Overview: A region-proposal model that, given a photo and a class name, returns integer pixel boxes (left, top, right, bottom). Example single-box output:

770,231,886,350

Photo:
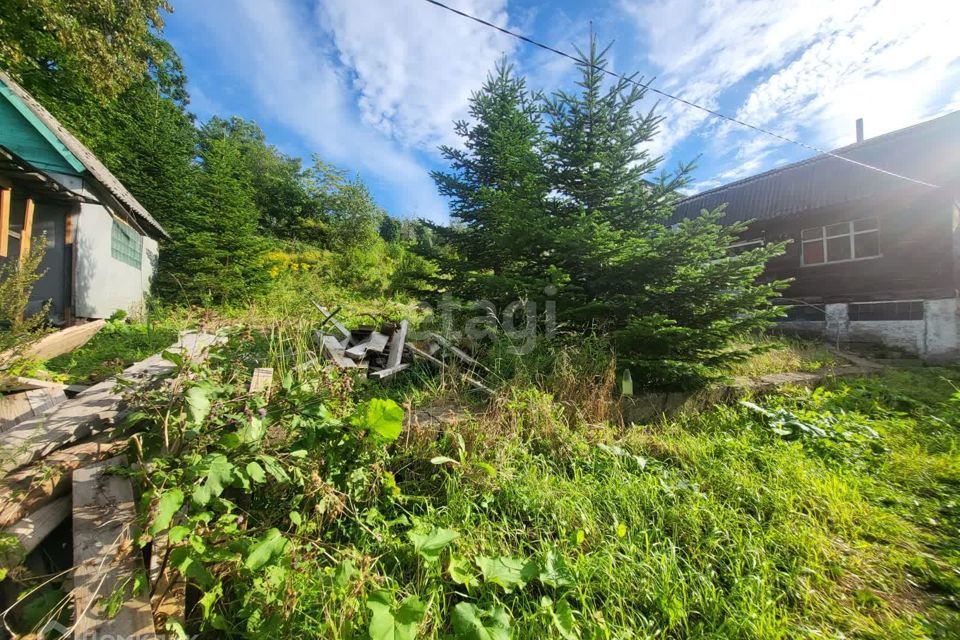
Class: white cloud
318,0,516,150
170,0,451,221
622,0,960,179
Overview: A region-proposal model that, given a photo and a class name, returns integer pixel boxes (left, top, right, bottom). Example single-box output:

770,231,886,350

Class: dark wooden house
672,111,960,358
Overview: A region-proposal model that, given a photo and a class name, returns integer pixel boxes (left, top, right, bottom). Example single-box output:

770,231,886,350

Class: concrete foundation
777,298,960,359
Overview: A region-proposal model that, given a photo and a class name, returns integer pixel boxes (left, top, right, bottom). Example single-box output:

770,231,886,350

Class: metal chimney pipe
856,118,864,143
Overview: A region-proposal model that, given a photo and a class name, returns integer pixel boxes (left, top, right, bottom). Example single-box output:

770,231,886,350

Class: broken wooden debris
0,332,221,476
312,301,351,342
322,335,357,368
386,319,409,370
3,495,70,556
0,435,123,528
369,363,411,380
249,367,274,399
308,305,496,393
0,387,68,432
0,319,107,364
73,456,157,639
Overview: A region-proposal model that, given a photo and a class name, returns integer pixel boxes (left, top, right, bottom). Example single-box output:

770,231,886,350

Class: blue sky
164,0,960,223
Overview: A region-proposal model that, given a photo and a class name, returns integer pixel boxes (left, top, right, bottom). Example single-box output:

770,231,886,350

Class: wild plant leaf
451,602,511,640
354,398,404,443
365,590,425,640
191,454,235,506
474,461,497,478
541,596,578,640
537,549,573,588
475,555,538,592
245,461,266,484
334,559,357,590
199,581,223,620
238,416,265,443
408,526,459,563
448,554,479,588
244,528,288,570
168,525,191,545
161,349,184,368
257,454,291,483
430,456,460,466
148,489,184,536
185,385,213,425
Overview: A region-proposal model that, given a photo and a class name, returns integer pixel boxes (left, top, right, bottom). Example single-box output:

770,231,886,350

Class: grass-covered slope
110,324,960,639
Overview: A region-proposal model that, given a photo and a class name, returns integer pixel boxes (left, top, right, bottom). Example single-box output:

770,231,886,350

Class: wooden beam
0,187,9,258
369,363,411,380
386,320,409,370
429,332,491,374
321,335,357,368
19,196,34,263
0,435,122,528
3,495,70,556
73,456,157,639
0,332,221,476
312,301,351,341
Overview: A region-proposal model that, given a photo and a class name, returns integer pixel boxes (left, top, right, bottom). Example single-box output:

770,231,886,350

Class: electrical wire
420,0,940,189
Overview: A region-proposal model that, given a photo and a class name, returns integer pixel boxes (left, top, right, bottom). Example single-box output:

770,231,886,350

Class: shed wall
74,203,157,319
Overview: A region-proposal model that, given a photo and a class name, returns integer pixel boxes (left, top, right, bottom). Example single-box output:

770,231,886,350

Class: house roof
0,70,169,239
671,110,960,226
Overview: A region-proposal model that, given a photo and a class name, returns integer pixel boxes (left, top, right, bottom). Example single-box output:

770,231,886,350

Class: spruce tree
433,38,788,389
430,61,553,302
155,136,268,304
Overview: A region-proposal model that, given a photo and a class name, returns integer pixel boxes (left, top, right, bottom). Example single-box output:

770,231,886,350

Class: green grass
154,325,959,639
726,334,838,378
25,300,956,639
43,317,181,384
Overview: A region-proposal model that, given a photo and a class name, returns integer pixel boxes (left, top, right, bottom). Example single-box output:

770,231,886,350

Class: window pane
853,217,878,232
827,235,852,261
801,227,823,240
803,240,825,264
111,220,142,268
854,231,879,258
825,222,850,237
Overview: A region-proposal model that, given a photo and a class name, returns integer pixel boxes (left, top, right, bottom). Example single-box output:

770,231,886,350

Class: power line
420,0,940,189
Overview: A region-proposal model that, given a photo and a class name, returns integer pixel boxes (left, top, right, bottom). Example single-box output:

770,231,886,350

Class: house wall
749,188,955,303
74,202,158,319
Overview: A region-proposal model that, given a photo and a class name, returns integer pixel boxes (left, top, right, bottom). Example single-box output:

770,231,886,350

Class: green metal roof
0,81,86,175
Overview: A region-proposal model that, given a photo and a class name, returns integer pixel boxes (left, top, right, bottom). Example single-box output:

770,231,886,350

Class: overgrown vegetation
3,4,959,640
31,329,943,639
0,242,49,370
425,46,787,389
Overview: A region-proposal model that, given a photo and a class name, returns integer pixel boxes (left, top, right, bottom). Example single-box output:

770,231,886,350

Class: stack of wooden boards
313,302,494,394
0,332,221,639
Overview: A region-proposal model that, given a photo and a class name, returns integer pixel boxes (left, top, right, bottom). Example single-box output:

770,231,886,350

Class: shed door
28,206,67,321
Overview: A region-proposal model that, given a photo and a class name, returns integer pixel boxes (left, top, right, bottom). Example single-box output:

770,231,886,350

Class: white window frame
801,217,880,267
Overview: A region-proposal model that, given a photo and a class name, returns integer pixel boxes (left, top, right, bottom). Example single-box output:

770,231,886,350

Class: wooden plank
366,331,390,354
321,335,357,369
248,367,274,399
386,320,409,370
344,341,370,361
429,332,491,374
0,332,221,476
0,187,9,258
369,363,411,380
312,301,351,341
73,456,156,639
18,196,33,263
26,387,66,416
21,319,106,362
0,436,122,528
0,391,32,432
3,495,69,555
408,344,495,396
344,332,388,360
